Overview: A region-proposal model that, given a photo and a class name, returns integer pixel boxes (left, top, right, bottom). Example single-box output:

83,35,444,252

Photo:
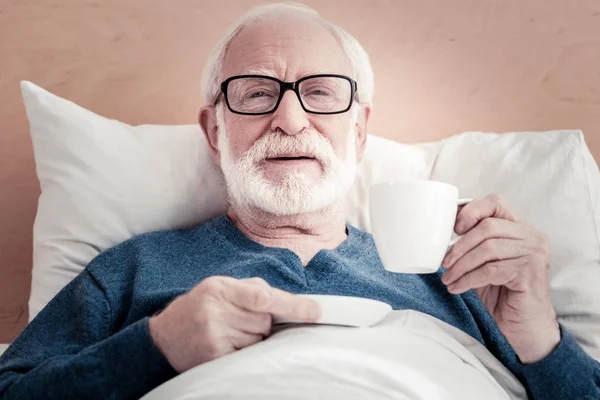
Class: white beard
216,107,358,216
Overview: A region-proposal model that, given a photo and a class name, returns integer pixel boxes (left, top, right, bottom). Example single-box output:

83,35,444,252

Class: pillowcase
430,131,600,360
21,81,439,321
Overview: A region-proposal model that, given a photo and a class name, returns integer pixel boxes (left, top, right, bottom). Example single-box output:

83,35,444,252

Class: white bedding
142,310,527,400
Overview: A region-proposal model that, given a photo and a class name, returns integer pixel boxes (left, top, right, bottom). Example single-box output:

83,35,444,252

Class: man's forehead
221,16,352,81
240,66,341,79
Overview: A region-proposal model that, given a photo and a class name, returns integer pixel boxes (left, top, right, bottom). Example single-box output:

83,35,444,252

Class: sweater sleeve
0,269,177,399
520,325,600,400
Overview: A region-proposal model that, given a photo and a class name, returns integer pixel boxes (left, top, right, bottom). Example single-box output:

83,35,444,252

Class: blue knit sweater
0,216,598,399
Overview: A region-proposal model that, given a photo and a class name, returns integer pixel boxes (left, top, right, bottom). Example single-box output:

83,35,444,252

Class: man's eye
249,91,267,98
246,89,275,99
308,89,330,96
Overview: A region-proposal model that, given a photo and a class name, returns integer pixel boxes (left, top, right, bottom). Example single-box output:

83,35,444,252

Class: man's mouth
266,153,316,161
269,156,314,160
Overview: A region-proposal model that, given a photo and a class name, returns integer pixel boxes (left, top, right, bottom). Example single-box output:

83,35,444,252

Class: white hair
201,2,374,105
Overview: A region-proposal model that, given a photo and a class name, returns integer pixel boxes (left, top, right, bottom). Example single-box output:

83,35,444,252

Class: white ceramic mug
369,180,471,274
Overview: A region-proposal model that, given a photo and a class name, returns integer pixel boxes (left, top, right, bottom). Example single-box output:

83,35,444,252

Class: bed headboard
1,0,599,343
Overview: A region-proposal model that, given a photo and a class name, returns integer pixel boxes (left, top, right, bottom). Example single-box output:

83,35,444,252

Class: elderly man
1,3,599,400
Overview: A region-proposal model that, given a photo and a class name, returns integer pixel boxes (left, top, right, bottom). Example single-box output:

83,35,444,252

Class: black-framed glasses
214,74,358,115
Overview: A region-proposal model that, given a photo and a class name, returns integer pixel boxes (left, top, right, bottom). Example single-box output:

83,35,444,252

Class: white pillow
430,131,600,360
21,81,438,321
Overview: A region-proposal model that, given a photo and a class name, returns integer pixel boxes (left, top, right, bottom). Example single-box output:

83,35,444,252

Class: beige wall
1,0,599,342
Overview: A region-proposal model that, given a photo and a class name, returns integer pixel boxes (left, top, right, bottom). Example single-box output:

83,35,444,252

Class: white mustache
240,130,336,167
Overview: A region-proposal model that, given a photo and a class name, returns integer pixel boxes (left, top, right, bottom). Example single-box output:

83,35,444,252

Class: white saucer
273,294,392,328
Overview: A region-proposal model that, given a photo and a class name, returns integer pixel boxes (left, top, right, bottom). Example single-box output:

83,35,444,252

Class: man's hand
441,194,561,364
148,276,320,373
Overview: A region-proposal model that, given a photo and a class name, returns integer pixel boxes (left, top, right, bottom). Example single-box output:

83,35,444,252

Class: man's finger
228,330,265,351
226,280,320,322
443,218,527,269
442,238,526,286
447,259,522,294
242,277,272,289
260,286,321,322
455,194,519,235
226,304,272,336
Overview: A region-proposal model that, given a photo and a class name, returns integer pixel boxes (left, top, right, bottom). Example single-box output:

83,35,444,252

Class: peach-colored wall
1,0,599,342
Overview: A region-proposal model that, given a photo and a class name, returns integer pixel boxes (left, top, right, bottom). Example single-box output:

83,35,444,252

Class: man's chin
231,183,338,216
225,165,351,216
260,160,324,182
253,199,339,217
253,172,318,190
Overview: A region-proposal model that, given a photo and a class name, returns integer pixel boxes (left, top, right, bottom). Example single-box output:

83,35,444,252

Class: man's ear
355,103,371,163
199,105,221,166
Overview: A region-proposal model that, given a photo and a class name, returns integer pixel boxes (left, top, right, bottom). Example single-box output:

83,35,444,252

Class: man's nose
270,90,310,135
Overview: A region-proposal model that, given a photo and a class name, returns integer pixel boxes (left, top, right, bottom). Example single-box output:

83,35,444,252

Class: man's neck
227,203,348,266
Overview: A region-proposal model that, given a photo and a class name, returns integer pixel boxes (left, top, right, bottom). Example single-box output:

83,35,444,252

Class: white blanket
142,311,527,400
